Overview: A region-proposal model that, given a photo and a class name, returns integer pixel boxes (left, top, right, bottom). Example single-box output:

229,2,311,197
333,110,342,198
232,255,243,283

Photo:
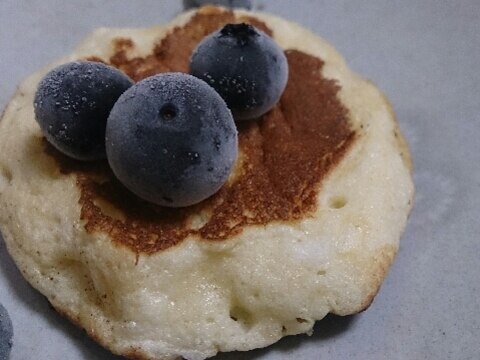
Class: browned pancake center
46,8,356,254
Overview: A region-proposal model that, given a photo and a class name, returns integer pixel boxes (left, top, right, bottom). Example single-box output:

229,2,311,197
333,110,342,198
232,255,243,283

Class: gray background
1,1,479,359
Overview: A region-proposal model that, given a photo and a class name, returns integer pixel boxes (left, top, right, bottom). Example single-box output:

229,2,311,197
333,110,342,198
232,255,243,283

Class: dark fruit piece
0,304,13,360
106,73,238,208
190,23,288,120
183,0,252,10
34,61,133,160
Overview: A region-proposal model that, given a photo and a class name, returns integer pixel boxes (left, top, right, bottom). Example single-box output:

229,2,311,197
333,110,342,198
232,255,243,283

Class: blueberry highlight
34,61,133,160
106,73,238,208
190,23,288,121
0,304,13,360
183,0,252,10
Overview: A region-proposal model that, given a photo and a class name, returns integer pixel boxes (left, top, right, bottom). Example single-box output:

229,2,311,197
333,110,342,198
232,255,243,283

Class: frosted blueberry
0,303,13,360
34,61,133,160
190,23,288,120
106,73,238,207
183,0,252,10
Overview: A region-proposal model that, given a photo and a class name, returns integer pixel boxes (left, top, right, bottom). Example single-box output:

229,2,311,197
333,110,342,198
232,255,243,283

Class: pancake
0,6,414,360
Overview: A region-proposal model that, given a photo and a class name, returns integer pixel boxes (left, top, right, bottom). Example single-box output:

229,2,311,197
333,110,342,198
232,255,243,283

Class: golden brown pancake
0,6,413,360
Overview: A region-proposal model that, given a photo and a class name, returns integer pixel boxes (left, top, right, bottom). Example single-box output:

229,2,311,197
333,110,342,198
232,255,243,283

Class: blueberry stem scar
159,104,178,121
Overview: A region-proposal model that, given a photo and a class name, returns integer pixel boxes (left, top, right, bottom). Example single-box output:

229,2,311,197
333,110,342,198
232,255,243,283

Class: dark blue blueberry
183,0,252,10
34,61,133,160
0,304,13,360
190,23,288,121
106,73,238,207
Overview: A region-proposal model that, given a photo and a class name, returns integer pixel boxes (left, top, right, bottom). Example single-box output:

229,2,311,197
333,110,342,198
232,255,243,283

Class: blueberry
106,73,238,207
34,61,133,160
0,304,13,360
183,0,252,10
190,23,288,121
